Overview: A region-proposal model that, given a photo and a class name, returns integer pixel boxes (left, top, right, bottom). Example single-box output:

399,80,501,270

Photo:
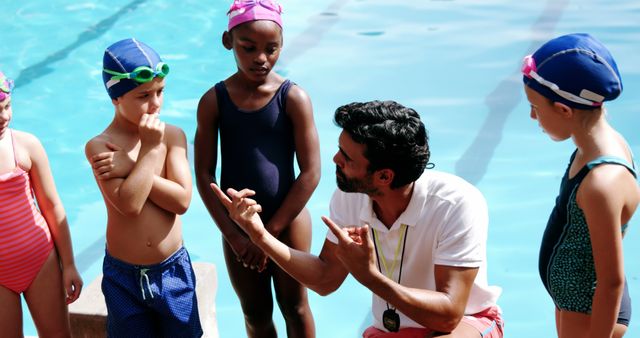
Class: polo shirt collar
358,178,427,233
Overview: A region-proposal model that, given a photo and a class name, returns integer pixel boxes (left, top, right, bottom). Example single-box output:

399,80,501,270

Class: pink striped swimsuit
0,129,53,293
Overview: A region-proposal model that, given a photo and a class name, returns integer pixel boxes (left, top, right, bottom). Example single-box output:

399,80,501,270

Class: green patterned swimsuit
538,151,635,326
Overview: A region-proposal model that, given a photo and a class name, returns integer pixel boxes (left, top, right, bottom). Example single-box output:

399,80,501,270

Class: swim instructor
212,100,504,337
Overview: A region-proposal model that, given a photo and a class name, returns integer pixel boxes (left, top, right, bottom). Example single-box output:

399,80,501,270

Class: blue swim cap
522,33,622,109
102,38,164,99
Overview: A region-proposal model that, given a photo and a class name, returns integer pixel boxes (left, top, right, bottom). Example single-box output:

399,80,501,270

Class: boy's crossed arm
86,114,191,216
147,125,192,215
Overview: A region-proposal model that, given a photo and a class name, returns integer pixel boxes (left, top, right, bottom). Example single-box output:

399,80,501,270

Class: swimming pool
3,0,639,337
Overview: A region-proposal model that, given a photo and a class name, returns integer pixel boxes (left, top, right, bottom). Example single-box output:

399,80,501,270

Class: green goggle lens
104,62,170,84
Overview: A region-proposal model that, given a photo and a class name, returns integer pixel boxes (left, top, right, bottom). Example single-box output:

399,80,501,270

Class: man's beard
335,166,379,195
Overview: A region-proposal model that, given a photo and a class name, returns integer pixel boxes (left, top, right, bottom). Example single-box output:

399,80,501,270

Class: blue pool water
2,0,639,337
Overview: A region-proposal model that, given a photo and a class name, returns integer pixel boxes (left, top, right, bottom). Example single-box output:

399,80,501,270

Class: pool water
2,0,639,337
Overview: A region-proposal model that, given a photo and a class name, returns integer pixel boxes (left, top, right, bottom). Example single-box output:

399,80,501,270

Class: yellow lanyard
372,224,408,280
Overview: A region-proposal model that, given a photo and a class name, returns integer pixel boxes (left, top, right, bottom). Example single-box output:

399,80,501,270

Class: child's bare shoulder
197,86,220,125
84,132,112,158
164,124,187,146
286,83,310,104
198,86,219,110
201,84,218,99
12,129,39,146
285,82,313,117
12,130,44,156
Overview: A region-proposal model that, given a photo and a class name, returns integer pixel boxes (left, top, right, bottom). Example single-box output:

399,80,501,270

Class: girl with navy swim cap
194,1,320,337
523,33,639,338
0,71,83,337
85,39,203,337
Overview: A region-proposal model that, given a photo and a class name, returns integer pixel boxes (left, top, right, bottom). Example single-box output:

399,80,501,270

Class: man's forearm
364,274,463,333
252,231,334,293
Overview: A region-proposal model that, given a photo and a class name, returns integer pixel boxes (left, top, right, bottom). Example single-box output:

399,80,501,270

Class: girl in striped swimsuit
0,71,83,337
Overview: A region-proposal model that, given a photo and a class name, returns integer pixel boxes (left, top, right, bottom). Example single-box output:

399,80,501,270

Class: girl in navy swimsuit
194,1,320,337
522,33,640,338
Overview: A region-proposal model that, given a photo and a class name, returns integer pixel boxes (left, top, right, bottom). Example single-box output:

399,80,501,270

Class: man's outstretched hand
210,183,266,242
322,216,379,286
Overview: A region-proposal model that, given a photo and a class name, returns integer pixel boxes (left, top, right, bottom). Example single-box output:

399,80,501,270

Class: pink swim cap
0,72,14,102
227,0,283,31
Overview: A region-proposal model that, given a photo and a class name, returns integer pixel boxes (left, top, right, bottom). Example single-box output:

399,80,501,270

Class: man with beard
211,101,504,338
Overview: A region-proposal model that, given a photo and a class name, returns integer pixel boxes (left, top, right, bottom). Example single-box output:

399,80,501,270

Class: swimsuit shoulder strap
586,155,637,178
9,129,19,167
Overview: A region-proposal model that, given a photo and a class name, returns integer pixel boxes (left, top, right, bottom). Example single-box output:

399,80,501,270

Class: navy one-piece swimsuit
216,80,295,222
539,151,635,326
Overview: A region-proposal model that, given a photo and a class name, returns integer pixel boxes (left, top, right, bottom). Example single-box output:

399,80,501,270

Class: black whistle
382,309,400,332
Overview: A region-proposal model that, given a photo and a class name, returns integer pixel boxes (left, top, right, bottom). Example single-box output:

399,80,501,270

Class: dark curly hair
334,100,431,189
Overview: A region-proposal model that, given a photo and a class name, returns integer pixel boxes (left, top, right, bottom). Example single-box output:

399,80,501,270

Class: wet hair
334,100,431,189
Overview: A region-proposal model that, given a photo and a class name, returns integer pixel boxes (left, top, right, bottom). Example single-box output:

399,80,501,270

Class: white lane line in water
12,0,147,89
454,0,570,185
277,0,351,70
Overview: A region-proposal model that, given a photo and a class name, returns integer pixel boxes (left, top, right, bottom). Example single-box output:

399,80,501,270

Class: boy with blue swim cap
86,38,203,337
523,33,638,338
102,38,170,100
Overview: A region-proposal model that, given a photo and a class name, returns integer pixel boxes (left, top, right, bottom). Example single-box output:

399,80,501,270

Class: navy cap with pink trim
522,33,622,109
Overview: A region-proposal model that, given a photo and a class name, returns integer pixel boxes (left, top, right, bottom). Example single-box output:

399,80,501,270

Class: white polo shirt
326,170,501,331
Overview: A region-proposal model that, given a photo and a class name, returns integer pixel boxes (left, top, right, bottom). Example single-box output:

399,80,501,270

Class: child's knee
276,294,311,320
243,307,275,327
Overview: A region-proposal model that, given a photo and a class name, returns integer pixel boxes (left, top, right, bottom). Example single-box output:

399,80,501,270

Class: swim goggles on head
0,73,14,101
103,62,170,88
228,0,282,15
522,54,602,107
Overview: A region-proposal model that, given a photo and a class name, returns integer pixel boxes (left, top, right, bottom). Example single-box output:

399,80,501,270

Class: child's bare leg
223,239,277,338
558,310,589,338
594,313,628,338
24,249,71,338
613,324,627,338
555,308,562,337
273,209,315,338
557,310,627,338
0,285,23,338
